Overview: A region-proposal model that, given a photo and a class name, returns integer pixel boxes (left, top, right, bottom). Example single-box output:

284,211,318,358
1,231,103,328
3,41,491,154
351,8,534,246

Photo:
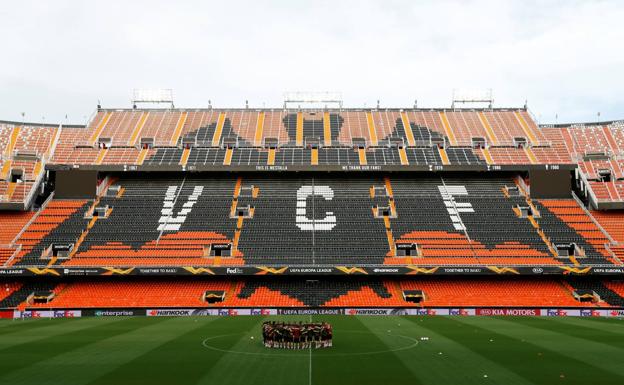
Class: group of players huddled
262,321,333,349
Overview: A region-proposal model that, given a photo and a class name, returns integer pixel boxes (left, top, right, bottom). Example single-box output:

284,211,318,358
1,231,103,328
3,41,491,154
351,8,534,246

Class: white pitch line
200,330,419,357
309,314,312,385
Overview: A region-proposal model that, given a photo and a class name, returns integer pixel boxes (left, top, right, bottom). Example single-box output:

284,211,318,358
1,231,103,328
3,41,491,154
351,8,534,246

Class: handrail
84,108,98,129
46,123,63,161
2,244,22,267
527,107,541,127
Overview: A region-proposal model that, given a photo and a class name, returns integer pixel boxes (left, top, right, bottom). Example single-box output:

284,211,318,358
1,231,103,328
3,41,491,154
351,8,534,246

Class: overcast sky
0,0,622,125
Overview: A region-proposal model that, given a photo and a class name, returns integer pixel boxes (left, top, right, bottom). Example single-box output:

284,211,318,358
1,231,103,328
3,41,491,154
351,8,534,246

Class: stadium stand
0,121,57,209
0,210,34,265
44,108,574,169
568,278,624,307
66,176,238,266
0,282,56,308
11,200,91,266
401,279,583,307
27,280,230,308
3,105,624,313
50,125,101,165
0,282,20,303
542,121,624,209
15,279,406,308
590,210,624,242
535,200,615,265
587,210,624,261
0,211,35,243
603,280,624,302
3,278,623,309
233,279,405,307
4,173,615,267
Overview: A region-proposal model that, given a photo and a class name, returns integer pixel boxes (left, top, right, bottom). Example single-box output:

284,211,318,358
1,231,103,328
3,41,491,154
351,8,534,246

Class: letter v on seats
158,186,204,231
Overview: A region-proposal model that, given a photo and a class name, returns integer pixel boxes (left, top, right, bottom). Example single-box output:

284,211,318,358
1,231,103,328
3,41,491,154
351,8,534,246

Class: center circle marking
201,330,419,357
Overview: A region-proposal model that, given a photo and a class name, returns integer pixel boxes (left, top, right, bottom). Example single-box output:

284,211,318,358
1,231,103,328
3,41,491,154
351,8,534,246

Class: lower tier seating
2,278,622,309
29,281,230,308
401,279,582,307
231,279,405,307
604,281,624,300
0,282,56,308
0,282,20,302
568,279,624,307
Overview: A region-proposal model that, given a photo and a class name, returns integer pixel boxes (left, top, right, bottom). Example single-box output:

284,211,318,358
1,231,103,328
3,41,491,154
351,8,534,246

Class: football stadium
0,0,624,385
1,98,624,384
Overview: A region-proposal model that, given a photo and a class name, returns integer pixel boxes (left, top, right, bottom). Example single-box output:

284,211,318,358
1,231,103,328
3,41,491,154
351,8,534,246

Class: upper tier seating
50,126,100,164
45,109,570,169
47,109,624,186
549,122,624,208
0,122,56,207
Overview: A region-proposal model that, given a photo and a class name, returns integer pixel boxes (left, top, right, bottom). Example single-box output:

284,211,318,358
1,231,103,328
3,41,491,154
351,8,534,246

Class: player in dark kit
292,325,302,349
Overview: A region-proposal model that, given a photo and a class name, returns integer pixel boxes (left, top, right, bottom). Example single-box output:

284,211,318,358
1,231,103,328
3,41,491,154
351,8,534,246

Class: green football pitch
0,315,623,385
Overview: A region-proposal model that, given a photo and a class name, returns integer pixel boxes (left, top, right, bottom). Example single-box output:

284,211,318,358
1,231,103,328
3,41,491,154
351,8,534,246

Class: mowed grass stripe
503,316,624,350
459,316,624,374
86,316,261,385
544,316,624,334
398,316,535,385
0,317,127,351
0,317,165,379
563,316,624,325
0,318,82,336
1,315,623,385
450,316,624,384
0,317,214,385
196,315,309,385
355,316,431,385
310,315,420,385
